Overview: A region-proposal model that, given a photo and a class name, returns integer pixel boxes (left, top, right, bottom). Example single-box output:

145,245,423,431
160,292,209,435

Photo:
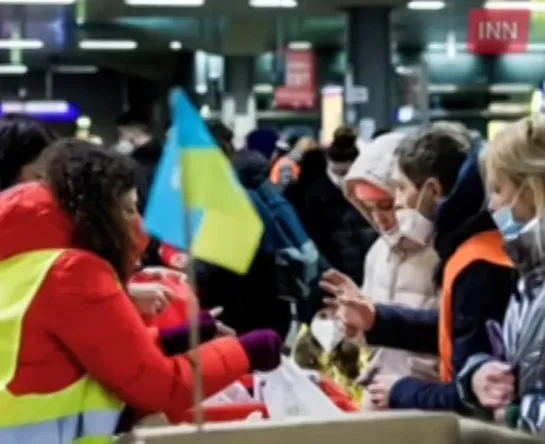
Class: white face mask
115,140,135,155
397,208,434,247
327,169,344,188
381,226,403,247
310,317,344,353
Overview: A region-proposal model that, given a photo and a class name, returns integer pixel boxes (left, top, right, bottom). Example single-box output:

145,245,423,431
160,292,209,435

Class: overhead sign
275,49,317,109
468,9,531,54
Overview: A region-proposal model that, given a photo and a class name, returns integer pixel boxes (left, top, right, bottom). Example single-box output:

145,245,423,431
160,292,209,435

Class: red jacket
3,182,250,423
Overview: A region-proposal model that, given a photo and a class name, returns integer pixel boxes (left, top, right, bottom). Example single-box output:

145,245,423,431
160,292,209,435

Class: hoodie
344,133,440,401
1,182,251,425
364,144,514,412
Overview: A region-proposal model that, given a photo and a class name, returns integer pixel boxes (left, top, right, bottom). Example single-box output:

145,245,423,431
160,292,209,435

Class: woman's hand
128,282,174,316
209,307,236,336
471,361,515,409
320,269,376,337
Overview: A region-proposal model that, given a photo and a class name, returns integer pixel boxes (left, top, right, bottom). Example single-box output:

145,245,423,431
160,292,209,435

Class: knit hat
246,129,278,160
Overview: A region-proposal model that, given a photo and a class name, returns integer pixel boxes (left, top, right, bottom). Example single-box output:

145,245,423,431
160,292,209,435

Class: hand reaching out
320,269,376,337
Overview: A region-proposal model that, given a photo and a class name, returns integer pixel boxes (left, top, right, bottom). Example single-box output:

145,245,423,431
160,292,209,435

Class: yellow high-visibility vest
0,249,124,444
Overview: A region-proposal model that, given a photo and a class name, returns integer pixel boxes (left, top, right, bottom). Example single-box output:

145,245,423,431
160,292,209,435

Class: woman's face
121,188,139,222
121,188,150,265
488,174,535,224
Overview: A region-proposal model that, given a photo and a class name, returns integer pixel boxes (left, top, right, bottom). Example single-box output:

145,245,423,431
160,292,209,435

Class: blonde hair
295,137,319,154
484,114,545,214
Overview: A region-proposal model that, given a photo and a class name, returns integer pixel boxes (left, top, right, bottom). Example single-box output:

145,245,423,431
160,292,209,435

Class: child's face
391,163,442,220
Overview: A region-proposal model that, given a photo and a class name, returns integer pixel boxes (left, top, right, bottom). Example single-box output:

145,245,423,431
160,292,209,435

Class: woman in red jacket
0,139,280,442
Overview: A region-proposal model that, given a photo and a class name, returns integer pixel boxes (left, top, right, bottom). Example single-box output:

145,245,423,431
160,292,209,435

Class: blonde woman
458,114,545,436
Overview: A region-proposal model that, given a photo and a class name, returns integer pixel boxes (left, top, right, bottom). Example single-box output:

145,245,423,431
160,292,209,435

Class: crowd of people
1,110,545,441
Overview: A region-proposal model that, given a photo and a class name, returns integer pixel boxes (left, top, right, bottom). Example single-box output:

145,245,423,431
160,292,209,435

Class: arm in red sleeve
43,251,250,422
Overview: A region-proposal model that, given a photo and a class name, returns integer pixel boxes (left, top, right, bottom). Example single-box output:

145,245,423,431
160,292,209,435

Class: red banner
468,9,531,54
275,49,317,109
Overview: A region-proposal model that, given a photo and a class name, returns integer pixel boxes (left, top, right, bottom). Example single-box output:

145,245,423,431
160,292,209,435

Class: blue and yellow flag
144,89,263,274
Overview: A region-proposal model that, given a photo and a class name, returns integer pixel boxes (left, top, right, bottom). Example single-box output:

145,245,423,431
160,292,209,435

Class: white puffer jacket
344,134,440,398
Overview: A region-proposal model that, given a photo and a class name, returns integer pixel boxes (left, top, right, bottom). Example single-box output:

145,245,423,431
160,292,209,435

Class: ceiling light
0,0,74,3
485,1,545,10
0,39,43,50
79,40,137,50
0,65,27,74
125,0,204,5
170,41,182,50
407,1,445,10
250,0,297,7
2,101,69,114
288,41,312,50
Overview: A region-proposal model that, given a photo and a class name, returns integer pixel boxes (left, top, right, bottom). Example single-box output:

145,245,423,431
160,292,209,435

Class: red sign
468,9,531,54
275,49,317,109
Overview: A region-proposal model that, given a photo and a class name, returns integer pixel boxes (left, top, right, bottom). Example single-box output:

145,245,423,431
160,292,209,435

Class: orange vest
439,230,513,382
270,156,301,184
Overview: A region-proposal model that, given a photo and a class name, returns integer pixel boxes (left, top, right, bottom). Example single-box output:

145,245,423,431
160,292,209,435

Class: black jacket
132,138,163,266
366,146,514,412
194,151,292,339
288,173,376,286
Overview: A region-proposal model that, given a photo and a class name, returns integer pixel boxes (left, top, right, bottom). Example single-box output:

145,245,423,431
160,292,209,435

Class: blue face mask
492,207,524,237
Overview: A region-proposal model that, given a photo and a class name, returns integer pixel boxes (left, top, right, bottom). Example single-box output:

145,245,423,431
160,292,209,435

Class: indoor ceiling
0,0,531,78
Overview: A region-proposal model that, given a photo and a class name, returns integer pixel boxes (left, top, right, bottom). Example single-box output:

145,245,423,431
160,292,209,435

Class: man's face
391,162,442,220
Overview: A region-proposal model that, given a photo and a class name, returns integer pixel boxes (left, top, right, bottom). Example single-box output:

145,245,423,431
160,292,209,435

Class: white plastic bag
257,357,344,420
203,382,256,407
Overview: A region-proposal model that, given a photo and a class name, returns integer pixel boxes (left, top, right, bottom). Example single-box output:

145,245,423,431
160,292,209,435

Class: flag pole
180,157,205,431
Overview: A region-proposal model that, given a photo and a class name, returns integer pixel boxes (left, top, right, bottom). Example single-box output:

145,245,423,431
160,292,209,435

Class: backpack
248,180,320,307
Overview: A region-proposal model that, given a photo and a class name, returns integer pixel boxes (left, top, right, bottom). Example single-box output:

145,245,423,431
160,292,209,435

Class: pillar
346,7,394,135
223,55,257,149
172,50,196,104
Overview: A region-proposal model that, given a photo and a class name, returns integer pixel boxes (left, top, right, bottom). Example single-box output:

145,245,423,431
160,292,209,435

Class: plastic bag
257,357,344,419
203,382,257,407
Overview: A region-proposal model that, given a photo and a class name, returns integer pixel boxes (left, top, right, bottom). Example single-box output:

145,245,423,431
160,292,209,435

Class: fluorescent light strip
0,0,74,3
0,65,27,74
0,39,43,50
428,42,545,51
250,0,297,7
2,101,69,114
79,40,137,50
288,41,312,50
125,0,204,5
485,1,545,10
53,65,98,74
407,1,445,10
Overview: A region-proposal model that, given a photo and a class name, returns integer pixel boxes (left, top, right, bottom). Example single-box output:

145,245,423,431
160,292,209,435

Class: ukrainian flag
144,89,263,274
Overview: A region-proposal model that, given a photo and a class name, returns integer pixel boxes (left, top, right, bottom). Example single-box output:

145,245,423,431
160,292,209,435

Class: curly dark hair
395,122,470,195
38,138,137,283
0,117,54,190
